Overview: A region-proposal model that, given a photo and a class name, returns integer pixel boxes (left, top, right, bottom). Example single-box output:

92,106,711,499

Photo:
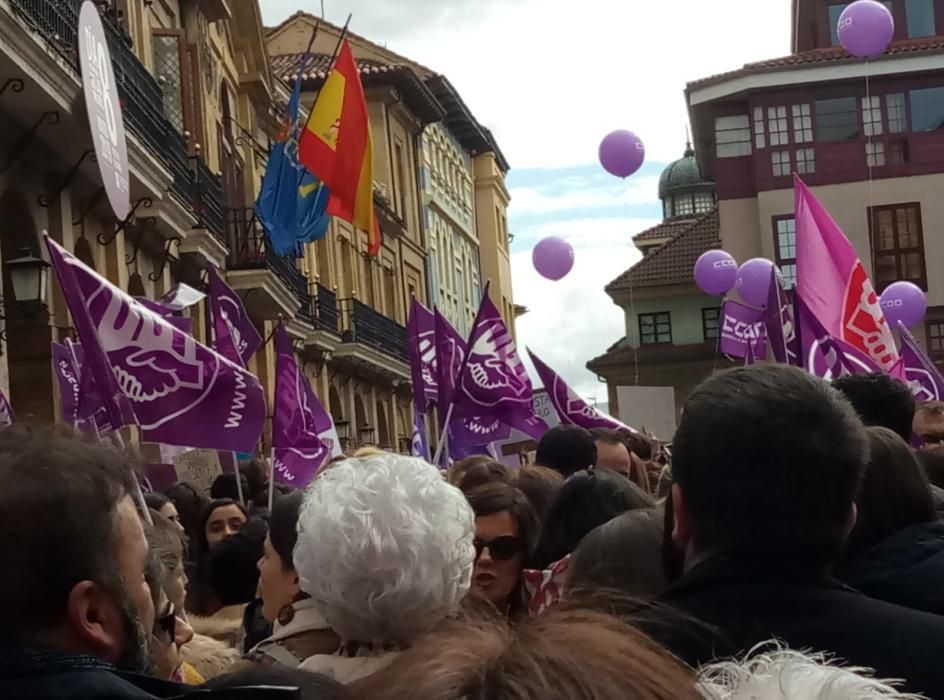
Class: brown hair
512,464,563,524
845,426,936,562
350,607,701,700
148,509,186,576
447,455,493,486
457,459,511,493
589,428,654,493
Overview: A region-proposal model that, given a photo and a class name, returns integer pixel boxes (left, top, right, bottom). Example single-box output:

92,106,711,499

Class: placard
173,449,223,493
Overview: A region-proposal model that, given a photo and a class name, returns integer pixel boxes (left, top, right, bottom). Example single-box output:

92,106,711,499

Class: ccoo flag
795,176,898,370
46,237,266,452
452,286,547,438
299,41,381,255
764,267,800,366
898,321,944,402
271,323,335,487
407,299,438,412
528,349,633,432
208,266,262,368
256,57,330,256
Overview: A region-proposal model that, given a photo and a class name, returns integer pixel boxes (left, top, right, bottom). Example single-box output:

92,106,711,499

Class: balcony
338,298,408,361
226,207,311,320
313,283,340,334
10,0,225,243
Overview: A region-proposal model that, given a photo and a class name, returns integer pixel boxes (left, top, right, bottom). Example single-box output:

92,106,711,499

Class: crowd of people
4,364,944,698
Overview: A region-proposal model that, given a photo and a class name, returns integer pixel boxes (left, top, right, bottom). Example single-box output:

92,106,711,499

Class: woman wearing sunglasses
464,482,539,617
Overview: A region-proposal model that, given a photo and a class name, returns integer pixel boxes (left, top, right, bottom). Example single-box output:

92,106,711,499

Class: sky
262,0,794,406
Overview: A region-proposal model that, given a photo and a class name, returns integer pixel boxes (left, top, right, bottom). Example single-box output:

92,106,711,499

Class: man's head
0,425,153,670
672,366,868,568
914,401,944,447
832,372,915,441
589,428,633,478
535,425,597,478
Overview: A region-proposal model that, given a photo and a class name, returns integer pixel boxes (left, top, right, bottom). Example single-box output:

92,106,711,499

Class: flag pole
232,452,245,507
268,463,276,512
431,404,453,466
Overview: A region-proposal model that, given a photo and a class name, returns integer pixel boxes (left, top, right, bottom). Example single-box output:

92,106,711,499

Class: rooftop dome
658,144,713,200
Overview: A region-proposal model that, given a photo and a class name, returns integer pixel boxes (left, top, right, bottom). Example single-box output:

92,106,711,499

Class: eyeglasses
154,603,177,641
473,536,524,562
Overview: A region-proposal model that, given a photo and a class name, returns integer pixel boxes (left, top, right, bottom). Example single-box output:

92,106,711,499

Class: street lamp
6,248,50,306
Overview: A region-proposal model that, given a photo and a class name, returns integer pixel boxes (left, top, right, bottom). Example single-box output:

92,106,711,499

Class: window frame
151,29,195,137
926,319,944,366
702,307,721,342
715,115,752,158
815,96,861,143
638,311,672,346
909,86,944,132
867,202,928,292
772,215,797,289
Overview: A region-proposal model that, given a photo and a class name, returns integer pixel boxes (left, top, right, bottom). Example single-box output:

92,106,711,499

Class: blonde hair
352,446,386,458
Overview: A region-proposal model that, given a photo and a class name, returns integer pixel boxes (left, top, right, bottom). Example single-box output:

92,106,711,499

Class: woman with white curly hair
697,645,924,700
293,453,475,684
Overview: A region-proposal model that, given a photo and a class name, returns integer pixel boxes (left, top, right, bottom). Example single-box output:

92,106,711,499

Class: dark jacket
638,555,944,699
844,520,944,615
0,648,190,700
930,484,944,520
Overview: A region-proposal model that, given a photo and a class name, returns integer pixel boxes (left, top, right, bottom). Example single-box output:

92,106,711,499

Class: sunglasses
154,603,177,641
474,536,524,562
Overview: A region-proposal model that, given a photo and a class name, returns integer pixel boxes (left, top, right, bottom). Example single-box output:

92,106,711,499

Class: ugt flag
299,40,381,255
208,266,262,368
452,286,547,439
256,57,330,256
51,341,108,433
528,349,632,432
46,236,266,452
898,321,944,402
795,294,882,380
407,299,438,412
795,176,898,370
271,323,335,487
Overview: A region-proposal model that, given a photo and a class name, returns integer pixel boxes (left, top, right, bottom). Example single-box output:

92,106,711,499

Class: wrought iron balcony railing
338,298,408,361
313,283,340,335
226,208,312,318
11,0,225,243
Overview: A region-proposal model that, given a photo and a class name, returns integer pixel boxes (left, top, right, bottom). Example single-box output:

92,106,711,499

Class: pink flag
528,349,632,432
46,237,266,452
795,176,898,370
208,266,262,368
271,323,334,487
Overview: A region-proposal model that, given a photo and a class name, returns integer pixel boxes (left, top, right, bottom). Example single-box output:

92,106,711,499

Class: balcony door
218,82,245,211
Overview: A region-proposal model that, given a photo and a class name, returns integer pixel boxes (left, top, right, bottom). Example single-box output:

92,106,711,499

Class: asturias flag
299,41,381,255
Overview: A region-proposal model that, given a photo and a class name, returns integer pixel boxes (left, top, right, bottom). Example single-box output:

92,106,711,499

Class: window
152,33,189,133
796,147,815,174
887,93,906,133
715,115,752,158
867,141,886,167
694,191,715,213
816,97,859,142
906,0,936,38
753,107,766,148
868,203,927,291
792,104,813,143
927,321,944,363
639,312,672,345
910,87,944,131
771,151,791,177
672,194,695,217
767,106,789,146
774,217,797,288
702,308,721,341
394,139,409,218
862,96,883,136
889,138,908,165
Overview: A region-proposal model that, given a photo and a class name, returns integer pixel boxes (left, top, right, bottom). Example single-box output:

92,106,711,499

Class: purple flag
795,177,898,370
411,410,430,461
528,349,633,432
52,341,108,433
208,266,262,367
764,268,800,366
898,321,944,402
271,323,332,487
744,339,757,366
452,287,545,437
46,236,133,431
0,389,13,428
435,309,466,423
407,299,438,412
46,237,266,452
720,300,767,359
796,295,882,379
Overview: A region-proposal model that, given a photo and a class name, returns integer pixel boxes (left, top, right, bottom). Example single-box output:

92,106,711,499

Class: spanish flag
299,40,381,255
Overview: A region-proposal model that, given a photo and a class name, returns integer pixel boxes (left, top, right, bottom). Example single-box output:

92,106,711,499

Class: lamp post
1,248,51,353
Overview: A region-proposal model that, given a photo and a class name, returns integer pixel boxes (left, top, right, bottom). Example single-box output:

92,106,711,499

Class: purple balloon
599,130,645,179
532,236,574,282
880,281,927,329
735,258,775,308
694,250,737,296
838,0,895,58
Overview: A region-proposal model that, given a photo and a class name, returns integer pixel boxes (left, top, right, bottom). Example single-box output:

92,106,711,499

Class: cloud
510,175,660,217
263,0,792,169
